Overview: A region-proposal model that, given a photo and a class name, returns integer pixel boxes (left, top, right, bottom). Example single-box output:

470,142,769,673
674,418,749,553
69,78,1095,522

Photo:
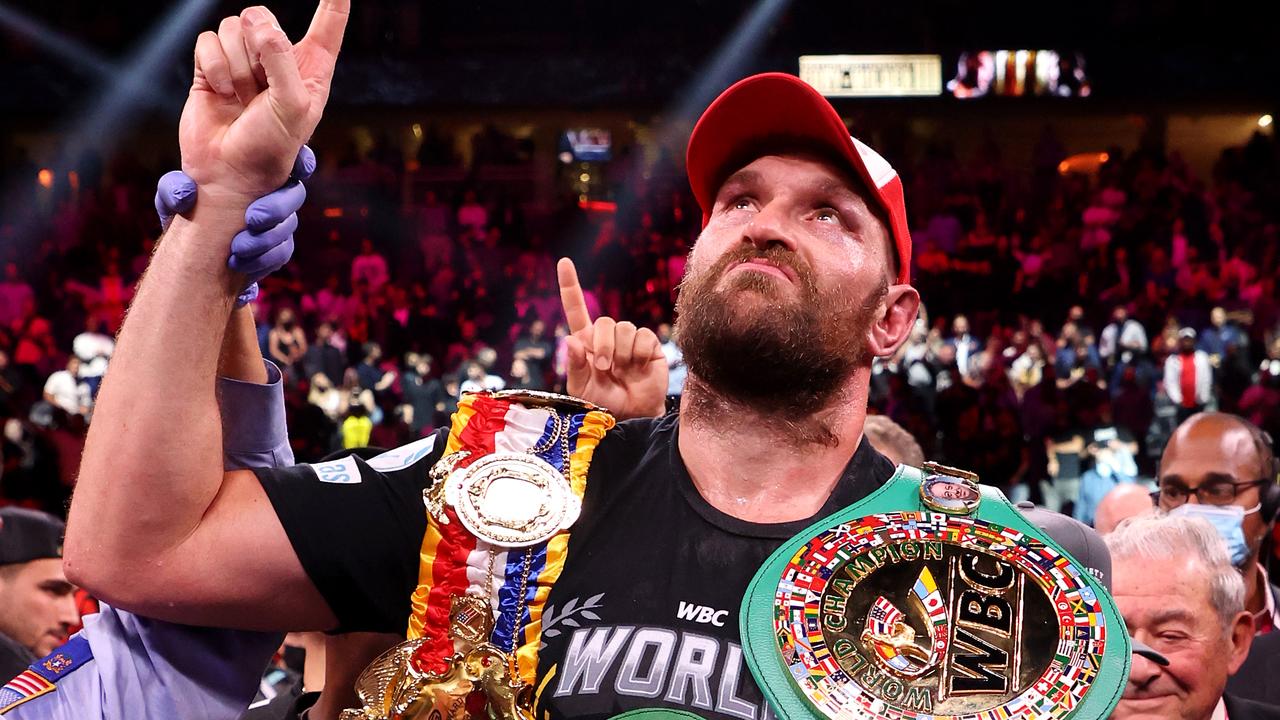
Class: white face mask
1170,502,1261,567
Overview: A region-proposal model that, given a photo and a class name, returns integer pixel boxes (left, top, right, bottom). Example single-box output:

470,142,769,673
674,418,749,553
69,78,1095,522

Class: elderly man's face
676,153,916,413
1112,554,1252,720
0,559,78,657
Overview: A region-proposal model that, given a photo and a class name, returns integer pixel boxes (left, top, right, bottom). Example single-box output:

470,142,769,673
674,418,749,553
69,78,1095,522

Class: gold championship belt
340,391,615,720
736,463,1131,720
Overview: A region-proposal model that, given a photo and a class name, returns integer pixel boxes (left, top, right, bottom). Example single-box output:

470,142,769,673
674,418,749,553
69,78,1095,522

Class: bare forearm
67,200,248,582
220,307,269,383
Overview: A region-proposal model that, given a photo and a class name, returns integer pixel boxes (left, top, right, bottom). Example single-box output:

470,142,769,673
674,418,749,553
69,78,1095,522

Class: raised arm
65,1,348,631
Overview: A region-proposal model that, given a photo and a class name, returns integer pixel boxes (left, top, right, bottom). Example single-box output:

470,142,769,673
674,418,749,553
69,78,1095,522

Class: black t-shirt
255,414,895,719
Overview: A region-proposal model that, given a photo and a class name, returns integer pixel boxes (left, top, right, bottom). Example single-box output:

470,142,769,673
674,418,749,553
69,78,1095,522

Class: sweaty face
0,559,78,657
675,153,891,415
1112,554,1246,720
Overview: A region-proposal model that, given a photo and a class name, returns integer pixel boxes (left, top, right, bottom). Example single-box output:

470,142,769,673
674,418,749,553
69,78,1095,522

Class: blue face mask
1170,503,1260,567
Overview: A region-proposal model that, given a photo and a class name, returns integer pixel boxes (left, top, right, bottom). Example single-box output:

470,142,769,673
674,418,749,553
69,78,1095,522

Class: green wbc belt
740,463,1130,720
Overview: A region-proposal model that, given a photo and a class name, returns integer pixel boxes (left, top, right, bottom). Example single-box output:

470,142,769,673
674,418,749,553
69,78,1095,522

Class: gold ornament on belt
339,596,534,720
342,390,615,720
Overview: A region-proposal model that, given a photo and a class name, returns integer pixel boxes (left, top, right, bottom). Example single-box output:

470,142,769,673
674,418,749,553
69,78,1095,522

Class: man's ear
868,284,921,358
1227,610,1255,675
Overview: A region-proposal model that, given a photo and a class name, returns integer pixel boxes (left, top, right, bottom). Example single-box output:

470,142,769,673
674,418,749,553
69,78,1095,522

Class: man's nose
1126,643,1164,687
742,202,798,254
56,595,80,628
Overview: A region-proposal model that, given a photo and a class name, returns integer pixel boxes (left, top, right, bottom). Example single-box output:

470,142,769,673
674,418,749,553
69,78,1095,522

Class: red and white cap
686,72,913,285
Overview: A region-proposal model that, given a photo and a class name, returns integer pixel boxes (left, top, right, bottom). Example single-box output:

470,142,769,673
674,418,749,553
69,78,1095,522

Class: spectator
1075,424,1141,526
1099,305,1149,368
456,189,488,237
1201,306,1249,363
1154,413,1280,635
458,360,504,396
42,357,90,418
508,357,539,391
354,342,395,395
71,320,114,400
301,321,346,390
0,263,34,329
0,507,79,680
1239,361,1280,441
1108,513,1279,720
306,372,345,422
267,308,308,381
1165,328,1214,423
301,273,351,327
1009,341,1045,396
945,314,981,377
511,319,553,389
401,353,444,434
1093,483,1155,534
340,401,372,449
350,238,389,296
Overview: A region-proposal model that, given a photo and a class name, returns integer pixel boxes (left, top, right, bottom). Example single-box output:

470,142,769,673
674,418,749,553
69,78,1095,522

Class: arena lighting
1058,152,1109,175
60,0,216,158
1260,114,1274,128
1,0,216,254
664,0,793,134
578,199,617,213
0,3,167,107
561,0,792,254
0,4,115,81
36,169,54,189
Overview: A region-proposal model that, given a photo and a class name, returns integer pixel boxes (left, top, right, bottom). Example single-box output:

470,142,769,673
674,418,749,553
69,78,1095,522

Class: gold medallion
443,453,580,548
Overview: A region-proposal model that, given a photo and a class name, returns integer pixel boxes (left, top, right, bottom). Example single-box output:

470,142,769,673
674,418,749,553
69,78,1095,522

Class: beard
674,243,886,418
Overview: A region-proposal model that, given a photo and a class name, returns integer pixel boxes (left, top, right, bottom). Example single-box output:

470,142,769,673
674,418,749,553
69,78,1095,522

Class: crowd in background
2,122,1280,526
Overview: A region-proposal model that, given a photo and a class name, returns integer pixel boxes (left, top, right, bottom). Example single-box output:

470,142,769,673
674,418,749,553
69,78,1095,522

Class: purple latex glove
154,145,316,306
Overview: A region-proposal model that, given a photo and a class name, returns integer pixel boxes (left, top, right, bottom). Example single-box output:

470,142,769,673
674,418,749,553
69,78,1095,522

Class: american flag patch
0,669,55,712
0,635,91,713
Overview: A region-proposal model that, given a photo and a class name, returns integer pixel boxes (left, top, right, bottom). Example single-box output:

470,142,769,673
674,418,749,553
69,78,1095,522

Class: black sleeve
254,429,449,633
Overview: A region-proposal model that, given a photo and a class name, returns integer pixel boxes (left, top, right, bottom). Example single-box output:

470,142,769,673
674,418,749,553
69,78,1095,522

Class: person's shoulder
595,413,673,460
1224,694,1280,720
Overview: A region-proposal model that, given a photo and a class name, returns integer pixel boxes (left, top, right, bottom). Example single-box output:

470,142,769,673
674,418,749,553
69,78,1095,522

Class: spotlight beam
0,3,164,106
61,0,218,159
665,0,794,136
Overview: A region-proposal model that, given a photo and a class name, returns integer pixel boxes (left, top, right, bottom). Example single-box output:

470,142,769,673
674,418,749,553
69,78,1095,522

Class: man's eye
731,197,753,210
814,208,841,223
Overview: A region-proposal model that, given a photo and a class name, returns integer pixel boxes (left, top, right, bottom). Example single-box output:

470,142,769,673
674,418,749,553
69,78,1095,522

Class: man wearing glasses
1154,412,1280,634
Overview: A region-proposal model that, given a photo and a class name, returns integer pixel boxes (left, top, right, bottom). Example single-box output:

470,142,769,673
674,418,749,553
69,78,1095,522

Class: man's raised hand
558,258,667,420
180,0,348,204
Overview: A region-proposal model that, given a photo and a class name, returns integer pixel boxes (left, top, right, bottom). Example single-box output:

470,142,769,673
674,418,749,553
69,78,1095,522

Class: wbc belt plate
740,464,1129,720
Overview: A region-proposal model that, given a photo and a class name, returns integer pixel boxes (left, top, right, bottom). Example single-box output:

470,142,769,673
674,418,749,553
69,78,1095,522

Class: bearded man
61,3,919,718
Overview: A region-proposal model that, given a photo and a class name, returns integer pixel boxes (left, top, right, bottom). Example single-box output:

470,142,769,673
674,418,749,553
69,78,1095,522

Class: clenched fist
179,1,347,204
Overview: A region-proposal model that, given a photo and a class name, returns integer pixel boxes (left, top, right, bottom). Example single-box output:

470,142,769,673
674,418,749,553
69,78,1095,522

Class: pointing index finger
302,0,350,57
557,258,591,333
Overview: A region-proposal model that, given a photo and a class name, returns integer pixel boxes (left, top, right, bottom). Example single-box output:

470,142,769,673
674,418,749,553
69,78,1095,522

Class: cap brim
1131,638,1171,666
686,73,911,285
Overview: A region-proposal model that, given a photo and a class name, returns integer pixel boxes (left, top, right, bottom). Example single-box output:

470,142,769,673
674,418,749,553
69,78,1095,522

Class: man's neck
677,373,871,524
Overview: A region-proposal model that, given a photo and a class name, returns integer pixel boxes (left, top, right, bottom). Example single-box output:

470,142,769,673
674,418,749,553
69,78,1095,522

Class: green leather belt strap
740,465,1131,720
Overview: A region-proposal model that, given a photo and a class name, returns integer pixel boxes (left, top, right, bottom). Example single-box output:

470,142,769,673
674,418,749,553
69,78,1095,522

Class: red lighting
578,199,617,213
